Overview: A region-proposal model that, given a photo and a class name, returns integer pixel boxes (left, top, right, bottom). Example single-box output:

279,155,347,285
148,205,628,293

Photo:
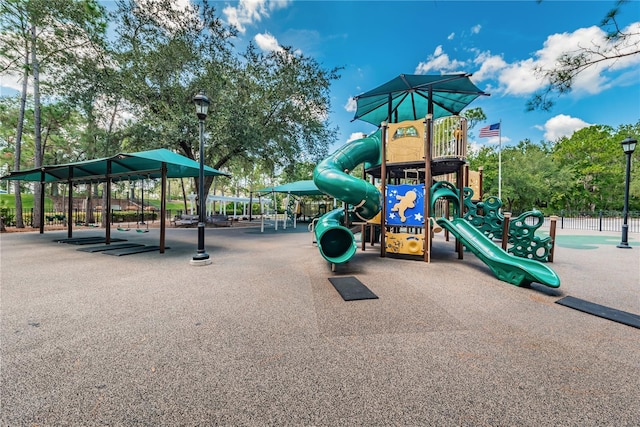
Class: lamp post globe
193,91,210,120
191,91,212,265
617,137,636,249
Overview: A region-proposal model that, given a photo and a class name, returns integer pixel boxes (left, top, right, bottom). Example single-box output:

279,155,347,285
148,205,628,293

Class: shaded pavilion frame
0,149,229,253
252,180,326,219
250,180,327,230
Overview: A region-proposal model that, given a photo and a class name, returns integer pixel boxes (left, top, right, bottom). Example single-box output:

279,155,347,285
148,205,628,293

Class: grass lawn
0,193,187,212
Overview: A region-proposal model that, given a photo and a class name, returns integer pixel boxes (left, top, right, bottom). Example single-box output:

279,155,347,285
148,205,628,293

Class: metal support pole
501,212,511,251
192,117,211,264
617,150,633,249
549,215,558,262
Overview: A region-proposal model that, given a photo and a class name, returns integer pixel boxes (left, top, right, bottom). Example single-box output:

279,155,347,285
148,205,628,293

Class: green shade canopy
256,180,325,196
353,73,489,126
0,148,230,183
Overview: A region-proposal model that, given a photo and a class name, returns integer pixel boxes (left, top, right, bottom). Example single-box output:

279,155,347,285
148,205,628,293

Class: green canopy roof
256,180,325,196
0,148,230,183
353,73,489,126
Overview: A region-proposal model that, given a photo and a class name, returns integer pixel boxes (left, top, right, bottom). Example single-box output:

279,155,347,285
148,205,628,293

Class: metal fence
540,210,640,233
0,207,178,228
1,207,639,234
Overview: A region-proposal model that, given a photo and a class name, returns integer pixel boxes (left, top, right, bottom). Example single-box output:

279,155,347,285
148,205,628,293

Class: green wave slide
313,130,383,264
436,217,561,288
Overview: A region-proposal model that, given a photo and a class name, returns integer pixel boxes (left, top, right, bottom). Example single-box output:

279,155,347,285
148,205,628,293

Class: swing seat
136,229,149,233
117,227,130,232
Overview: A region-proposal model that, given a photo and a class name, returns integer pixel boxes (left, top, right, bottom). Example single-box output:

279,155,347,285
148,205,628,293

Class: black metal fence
1,207,639,234
0,207,183,228
541,210,640,233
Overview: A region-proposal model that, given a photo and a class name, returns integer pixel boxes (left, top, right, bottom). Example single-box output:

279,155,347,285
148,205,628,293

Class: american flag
479,123,500,138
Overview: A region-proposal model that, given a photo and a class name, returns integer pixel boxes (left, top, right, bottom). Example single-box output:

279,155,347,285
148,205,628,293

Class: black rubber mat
328,276,378,301
556,296,640,329
77,243,145,253
102,245,168,256
55,237,127,245
54,236,101,243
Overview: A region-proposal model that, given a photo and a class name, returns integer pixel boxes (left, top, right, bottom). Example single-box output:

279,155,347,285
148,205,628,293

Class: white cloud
608,21,640,70
223,0,266,34
344,97,357,113
468,141,482,155
223,0,291,34
267,0,291,12
415,45,466,74
254,32,283,53
447,32,455,40
469,134,511,152
346,132,367,143
498,58,542,96
472,51,507,83
471,24,481,34
136,0,197,32
174,0,192,11
480,135,511,145
533,26,610,95
470,22,640,98
0,72,23,93
543,114,591,141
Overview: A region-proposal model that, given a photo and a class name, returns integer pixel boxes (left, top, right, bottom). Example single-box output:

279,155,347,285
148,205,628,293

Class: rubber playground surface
1,224,638,426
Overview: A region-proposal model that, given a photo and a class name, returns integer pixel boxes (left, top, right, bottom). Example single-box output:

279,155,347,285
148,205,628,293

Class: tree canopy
1,0,341,209
467,121,640,213
0,0,638,221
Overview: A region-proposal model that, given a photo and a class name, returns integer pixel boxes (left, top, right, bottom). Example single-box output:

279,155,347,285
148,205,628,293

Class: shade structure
0,148,231,253
352,73,489,126
256,180,325,196
0,148,229,184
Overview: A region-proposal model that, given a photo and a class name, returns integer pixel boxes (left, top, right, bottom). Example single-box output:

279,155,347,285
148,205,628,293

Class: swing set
117,177,150,233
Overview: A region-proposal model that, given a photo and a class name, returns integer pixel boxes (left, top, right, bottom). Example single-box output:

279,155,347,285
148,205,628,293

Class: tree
1,0,32,227
0,0,107,227
207,43,340,172
551,122,640,212
462,107,486,131
499,140,567,213
552,125,624,211
467,145,498,199
528,0,640,111
109,0,340,209
615,121,640,210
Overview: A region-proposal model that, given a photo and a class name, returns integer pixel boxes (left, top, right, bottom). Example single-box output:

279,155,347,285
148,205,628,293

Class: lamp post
191,91,211,265
617,136,636,249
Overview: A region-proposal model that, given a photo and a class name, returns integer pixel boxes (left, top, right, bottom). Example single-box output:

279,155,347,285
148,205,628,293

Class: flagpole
498,119,502,200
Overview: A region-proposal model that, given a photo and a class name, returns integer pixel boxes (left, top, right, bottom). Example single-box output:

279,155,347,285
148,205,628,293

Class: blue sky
1,0,638,155
216,0,640,152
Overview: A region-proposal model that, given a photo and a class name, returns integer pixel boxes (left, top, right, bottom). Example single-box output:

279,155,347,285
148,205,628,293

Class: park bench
171,214,199,228
209,214,232,227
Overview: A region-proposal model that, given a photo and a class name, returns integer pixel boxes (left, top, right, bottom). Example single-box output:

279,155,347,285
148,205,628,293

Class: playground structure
462,189,556,262
312,74,560,288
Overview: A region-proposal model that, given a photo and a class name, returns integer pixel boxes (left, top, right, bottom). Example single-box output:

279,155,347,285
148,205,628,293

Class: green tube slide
313,130,383,264
313,208,358,264
436,217,561,288
430,181,461,217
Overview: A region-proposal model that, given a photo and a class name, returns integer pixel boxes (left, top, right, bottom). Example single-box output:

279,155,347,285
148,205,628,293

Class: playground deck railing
431,116,467,160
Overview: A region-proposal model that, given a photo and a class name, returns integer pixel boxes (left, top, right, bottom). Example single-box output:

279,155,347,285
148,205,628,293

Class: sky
213,0,640,152
1,0,639,155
